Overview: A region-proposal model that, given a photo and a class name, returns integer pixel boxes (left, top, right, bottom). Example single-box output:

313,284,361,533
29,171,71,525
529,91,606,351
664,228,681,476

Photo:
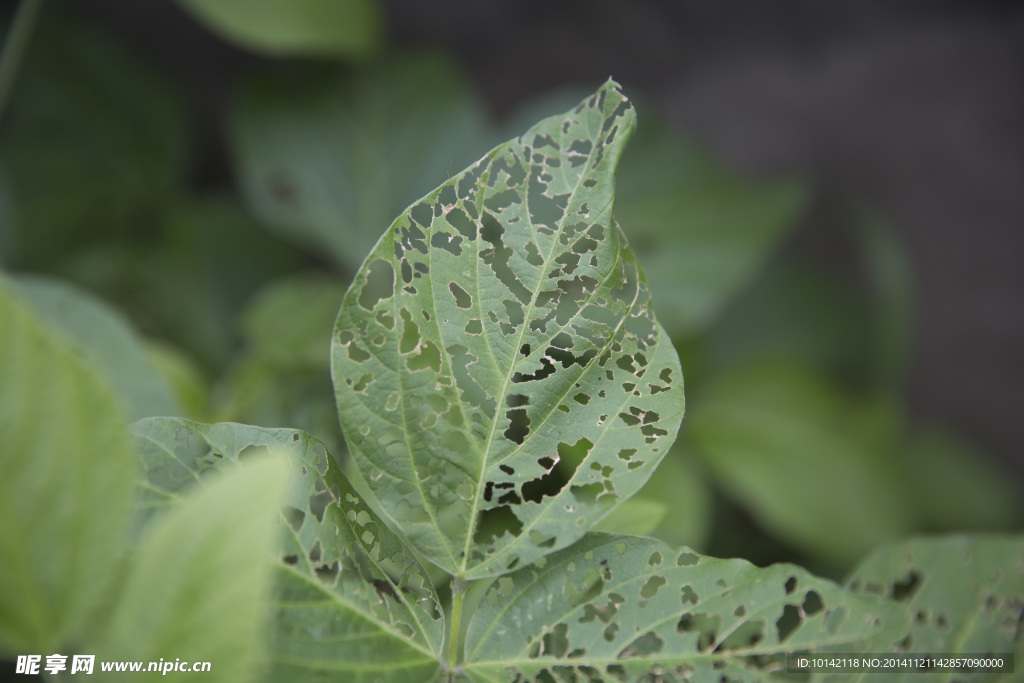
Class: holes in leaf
308,489,332,523
776,604,802,642
358,259,395,310
530,530,556,549
481,211,531,305
465,318,482,335
619,631,665,659
521,438,592,503
717,620,765,652
532,623,570,659
802,590,824,616
431,231,463,256
525,240,544,266
784,576,798,595
314,560,340,584
580,592,624,624
504,394,531,444
283,506,305,532
449,282,473,309
474,505,522,545
448,344,494,417
567,568,605,607
677,552,699,567
891,570,922,602
347,372,373,393
676,612,720,652
640,575,667,600
407,341,441,373
680,585,699,606
399,308,420,354
370,577,402,605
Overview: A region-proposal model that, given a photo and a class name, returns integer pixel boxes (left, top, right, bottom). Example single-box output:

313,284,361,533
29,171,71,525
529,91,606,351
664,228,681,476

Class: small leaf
463,533,907,681
93,457,288,681
131,418,445,681
846,535,1024,675
0,279,135,653
231,53,488,271
688,360,912,564
175,0,383,57
13,274,179,420
332,81,685,579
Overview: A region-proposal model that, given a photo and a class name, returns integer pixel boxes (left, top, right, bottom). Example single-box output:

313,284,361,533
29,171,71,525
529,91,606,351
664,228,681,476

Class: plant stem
446,577,469,677
0,0,43,124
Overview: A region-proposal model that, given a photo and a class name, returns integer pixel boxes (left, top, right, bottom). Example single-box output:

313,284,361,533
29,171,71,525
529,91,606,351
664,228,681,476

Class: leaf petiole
445,576,470,679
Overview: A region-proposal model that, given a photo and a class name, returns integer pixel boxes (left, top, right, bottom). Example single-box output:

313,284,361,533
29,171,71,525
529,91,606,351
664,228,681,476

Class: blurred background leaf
174,0,383,58
686,359,913,568
12,274,179,421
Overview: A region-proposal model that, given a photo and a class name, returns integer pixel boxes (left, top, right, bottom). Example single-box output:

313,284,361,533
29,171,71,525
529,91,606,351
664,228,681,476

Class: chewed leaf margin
332,79,685,580
463,533,907,682
131,417,445,682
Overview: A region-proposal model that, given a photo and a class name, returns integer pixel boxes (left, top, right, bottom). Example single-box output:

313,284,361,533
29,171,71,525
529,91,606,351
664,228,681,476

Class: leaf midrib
458,104,608,577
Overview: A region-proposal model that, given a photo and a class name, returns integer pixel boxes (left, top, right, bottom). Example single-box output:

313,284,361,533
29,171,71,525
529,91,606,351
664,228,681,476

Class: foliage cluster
1,3,1021,681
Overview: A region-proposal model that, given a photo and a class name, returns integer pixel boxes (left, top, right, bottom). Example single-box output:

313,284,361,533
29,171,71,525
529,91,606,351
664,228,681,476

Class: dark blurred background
2,0,1022,574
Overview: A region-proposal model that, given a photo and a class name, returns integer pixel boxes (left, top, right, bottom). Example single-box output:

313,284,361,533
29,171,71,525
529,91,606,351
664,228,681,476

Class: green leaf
463,533,907,681
131,418,445,681
846,535,1024,681
175,0,383,58
615,113,807,338
230,53,488,271
0,278,135,653
13,274,179,420
241,274,348,368
93,457,289,681
332,81,685,580
688,360,912,565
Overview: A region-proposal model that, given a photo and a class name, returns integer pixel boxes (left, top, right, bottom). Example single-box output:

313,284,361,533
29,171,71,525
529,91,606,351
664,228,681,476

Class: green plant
2,75,1022,682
